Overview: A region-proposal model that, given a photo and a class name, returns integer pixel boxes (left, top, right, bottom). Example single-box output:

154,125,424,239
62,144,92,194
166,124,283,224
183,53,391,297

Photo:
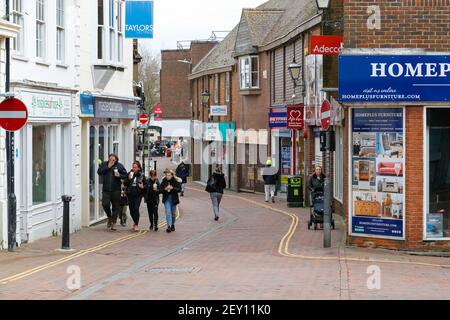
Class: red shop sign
310,35,344,55
287,104,304,130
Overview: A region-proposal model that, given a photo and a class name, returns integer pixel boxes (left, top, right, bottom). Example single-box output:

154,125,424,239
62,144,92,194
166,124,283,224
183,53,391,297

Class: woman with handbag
125,161,145,232
206,165,226,221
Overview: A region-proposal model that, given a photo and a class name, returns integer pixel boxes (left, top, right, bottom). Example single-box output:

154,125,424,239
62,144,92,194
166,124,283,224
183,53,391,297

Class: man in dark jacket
97,154,127,230
262,159,278,203
175,162,190,196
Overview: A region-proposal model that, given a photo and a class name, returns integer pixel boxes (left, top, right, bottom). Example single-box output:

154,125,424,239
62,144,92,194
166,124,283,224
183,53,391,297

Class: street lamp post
288,58,303,177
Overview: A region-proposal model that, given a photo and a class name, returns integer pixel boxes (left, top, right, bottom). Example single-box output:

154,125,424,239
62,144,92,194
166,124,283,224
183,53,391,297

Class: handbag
205,176,217,193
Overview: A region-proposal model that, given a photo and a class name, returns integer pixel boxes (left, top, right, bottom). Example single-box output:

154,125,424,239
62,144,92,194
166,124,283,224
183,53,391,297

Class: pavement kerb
189,184,450,269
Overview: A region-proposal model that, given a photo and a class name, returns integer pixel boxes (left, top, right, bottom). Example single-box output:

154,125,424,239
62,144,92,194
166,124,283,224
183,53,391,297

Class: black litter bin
287,176,303,208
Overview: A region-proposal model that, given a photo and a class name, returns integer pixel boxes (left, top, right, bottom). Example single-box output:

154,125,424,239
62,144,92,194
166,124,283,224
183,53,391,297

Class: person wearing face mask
160,169,181,233
124,161,145,232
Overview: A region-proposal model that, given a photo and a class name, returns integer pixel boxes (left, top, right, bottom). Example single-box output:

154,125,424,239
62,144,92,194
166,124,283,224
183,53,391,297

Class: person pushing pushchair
307,165,335,230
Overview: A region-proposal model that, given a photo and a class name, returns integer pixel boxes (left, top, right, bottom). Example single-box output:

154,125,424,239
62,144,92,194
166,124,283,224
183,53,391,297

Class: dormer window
239,56,259,89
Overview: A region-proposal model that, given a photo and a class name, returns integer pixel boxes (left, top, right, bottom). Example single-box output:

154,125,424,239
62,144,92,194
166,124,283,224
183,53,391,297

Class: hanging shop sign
339,55,450,102
210,105,228,116
125,0,154,39
310,35,343,55
19,89,72,119
95,98,137,119
80,93,95,117
350,108,405,240
269,112,287,129
287,104,304,130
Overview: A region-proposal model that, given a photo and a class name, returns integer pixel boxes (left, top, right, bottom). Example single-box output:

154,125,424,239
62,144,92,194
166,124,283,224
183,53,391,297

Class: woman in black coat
145,169,161,231
124,161,145,232
206,165,227,221
160,169,182,233
308,165,326,195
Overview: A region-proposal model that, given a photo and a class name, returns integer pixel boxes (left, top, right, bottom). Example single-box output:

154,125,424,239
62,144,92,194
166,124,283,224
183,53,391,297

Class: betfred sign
287,104,304,130
310,35,343,55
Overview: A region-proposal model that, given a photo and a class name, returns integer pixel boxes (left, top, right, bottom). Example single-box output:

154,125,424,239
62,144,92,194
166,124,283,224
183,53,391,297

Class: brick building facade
341,0,450,251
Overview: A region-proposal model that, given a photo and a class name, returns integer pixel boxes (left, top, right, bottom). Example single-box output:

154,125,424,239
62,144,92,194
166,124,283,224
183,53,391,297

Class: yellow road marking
1,209,180,285
188,187,450,269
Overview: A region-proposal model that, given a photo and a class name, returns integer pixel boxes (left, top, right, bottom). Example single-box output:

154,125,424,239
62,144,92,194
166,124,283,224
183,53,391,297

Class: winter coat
160,177,182,204
97,161,128,193
262,166,278,185
144,178,161,204
124,171,146,198
208,173,226,194
308,173,326,194
175,164,190,184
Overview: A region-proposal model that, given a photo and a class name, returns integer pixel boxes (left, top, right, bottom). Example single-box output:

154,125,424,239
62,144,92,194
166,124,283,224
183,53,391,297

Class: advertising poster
281,146,291,185
351,108,405,239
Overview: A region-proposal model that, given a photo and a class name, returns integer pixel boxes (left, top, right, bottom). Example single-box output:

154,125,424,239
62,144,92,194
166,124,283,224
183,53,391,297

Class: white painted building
78,0,138,226
0,0,137,248
0,0,81,248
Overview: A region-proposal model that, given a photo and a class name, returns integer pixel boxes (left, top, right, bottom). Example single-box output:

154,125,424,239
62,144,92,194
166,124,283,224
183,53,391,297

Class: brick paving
0,158,449,300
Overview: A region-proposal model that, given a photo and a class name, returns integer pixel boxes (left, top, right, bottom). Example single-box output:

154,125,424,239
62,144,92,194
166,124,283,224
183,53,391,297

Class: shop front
12,86,80,244
80,94,137,226
340,52,450,250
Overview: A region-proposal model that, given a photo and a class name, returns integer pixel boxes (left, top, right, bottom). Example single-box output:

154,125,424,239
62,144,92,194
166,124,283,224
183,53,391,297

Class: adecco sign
125,0,154,39
339,55,450,102
310,35,343,55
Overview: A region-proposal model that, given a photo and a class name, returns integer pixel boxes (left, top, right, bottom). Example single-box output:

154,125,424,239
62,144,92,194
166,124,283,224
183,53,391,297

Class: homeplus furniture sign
339,55,450,102
125,0,154,39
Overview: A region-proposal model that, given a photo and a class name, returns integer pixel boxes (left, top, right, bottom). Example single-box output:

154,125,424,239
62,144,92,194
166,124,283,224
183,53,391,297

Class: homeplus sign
125,0,154,39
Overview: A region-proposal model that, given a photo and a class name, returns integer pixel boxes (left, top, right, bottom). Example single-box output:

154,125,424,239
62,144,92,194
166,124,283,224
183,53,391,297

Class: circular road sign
320,99,331,131
0,98,28,132
139,114,149,125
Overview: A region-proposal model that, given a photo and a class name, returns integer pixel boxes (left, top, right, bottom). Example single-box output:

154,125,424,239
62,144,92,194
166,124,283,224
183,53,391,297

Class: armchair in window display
381,133,402,158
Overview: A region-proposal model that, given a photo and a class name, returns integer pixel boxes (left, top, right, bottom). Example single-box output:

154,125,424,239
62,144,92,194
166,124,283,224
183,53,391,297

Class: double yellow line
190,187,450,269
0,209,180,285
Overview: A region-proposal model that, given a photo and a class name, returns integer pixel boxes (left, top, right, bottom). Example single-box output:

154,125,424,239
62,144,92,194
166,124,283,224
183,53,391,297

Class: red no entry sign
139,114,149,125
0,98,28,132
321,99,331,131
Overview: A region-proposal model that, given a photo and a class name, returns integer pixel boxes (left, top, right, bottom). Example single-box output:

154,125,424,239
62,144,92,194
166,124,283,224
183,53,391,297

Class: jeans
210,192,223,218
264,185,276,201
102,191,121,224
164,196,177,227
181,183,186,193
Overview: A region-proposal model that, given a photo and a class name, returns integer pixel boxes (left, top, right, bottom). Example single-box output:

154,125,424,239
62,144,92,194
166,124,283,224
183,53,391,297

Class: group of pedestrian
97,153,189,234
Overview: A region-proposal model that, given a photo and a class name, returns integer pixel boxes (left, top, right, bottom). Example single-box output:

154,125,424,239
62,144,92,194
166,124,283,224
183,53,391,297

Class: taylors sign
125,0,154,39
339,55,450,102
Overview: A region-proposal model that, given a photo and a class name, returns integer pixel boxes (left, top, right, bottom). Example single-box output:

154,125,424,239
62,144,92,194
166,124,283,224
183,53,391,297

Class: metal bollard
61,195,72,250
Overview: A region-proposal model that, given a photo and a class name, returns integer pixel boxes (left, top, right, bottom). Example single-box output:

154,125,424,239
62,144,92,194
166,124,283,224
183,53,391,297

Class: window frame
56,0,65,63
214,74,219,104
225,72,231,103
97,0,105,60
239,55,259,90
12,0,25,54
36,0,46,60
117,0,124,64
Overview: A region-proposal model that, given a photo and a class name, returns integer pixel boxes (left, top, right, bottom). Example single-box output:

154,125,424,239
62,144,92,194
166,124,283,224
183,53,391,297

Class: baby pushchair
308,191,335,230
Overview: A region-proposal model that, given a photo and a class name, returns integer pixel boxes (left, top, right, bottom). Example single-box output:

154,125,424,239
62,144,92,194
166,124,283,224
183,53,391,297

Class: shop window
427,108,450,239
239,56,259,89
32,126,51,205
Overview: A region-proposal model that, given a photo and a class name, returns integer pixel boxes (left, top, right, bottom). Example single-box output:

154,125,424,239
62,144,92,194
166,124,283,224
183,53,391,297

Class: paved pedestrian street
0,176,449,300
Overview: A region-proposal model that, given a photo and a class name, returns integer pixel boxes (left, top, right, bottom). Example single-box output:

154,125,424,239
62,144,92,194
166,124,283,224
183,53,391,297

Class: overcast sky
140,0,268,54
